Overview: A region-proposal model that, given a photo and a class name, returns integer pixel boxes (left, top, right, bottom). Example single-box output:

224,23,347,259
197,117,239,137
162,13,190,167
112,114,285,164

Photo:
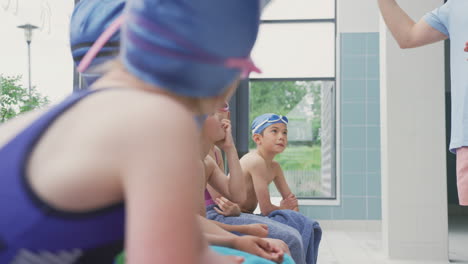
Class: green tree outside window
1,75,49,123
249,81,326,197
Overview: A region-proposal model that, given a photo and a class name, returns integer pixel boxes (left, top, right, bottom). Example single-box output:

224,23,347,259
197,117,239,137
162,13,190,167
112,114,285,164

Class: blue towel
206,205,305,264
267,210,322,264
113,247,294,264
211,246,295,264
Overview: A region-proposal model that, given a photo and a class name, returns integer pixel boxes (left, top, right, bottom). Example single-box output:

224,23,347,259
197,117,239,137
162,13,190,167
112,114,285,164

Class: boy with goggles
237,113,322,264
206,110,309,264
251,114,289,136
240,113,295,215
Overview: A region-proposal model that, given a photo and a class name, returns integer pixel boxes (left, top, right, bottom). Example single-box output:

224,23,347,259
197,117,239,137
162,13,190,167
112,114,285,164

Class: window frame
232,1,339,205
247,79,338,205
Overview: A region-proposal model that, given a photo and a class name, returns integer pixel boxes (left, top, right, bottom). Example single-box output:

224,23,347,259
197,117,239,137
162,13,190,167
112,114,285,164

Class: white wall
380,0,448,261
338,0,379,33
338,0,449,261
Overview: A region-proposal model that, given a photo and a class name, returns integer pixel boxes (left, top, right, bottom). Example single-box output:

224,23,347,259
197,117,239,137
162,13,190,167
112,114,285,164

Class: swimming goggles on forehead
252,114,288,134
218,102,230,112
77,14,262,79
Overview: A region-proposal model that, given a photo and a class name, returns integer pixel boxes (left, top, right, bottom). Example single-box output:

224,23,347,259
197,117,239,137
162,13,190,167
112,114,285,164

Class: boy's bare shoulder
240,151,267,171
271,160,284,175
241,151,263,163
271,160,281,169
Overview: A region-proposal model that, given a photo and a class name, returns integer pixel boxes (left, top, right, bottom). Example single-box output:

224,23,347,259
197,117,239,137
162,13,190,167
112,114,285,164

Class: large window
248,0,336,200
0,0,74,102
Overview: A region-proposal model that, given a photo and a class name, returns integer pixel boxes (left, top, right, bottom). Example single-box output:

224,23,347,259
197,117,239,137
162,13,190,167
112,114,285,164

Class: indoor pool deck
317,216,468,264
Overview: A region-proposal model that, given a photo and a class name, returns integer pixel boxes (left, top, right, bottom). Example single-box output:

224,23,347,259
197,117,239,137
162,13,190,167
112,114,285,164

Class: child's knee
271,227,303,249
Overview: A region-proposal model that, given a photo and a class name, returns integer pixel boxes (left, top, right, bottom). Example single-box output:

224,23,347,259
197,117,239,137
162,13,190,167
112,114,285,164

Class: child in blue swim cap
70,0,125,87
0,0,262,263
71,1,291,263
237,113,322,264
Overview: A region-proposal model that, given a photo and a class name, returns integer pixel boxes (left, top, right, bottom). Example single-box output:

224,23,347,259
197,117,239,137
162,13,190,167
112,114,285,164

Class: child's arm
204,234,285,264
210,220,269,238
207,120,246,203
206,156,245,204
207,146,242,217
211,145,225,171
220,120,246,203
273,162,299,212
199,216,284,263
378,0,447,49
248,158,289,215
122,107,204,264
210,193,242,217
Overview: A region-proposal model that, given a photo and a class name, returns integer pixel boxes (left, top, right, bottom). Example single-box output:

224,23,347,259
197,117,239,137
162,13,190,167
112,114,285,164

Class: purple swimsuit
0,90,124,263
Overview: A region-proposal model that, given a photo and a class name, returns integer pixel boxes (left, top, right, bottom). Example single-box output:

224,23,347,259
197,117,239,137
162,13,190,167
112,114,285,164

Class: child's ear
252,134,262,145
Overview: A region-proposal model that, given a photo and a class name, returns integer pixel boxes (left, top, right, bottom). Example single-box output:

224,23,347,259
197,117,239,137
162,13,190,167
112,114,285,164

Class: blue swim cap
122,0,261,98
70,0,125,85
251,113,289,135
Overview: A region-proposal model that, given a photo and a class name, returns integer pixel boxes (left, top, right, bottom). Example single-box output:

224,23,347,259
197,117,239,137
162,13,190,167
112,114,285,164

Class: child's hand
465,41,468,52
232,236,284,263
280,193,298,210
216,120,235,150
241,224,269,238
214,197,241,217
262,238,290,255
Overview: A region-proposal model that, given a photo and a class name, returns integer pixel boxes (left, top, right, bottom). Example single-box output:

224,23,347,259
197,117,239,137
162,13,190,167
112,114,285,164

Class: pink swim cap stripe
77,15,125,73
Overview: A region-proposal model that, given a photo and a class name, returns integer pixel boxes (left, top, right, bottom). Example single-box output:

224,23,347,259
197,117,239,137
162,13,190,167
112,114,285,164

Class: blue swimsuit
0,90,124,263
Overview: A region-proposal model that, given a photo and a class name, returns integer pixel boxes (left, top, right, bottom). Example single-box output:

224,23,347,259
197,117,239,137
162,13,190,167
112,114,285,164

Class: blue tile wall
341,102,366,126
301,206,332,220
341,80,366,102
342,173,366,196
342,197,367,220
303,32,381,220
367,80,380,103
342,149,366,173
367,197,382,220
342,126,366,149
